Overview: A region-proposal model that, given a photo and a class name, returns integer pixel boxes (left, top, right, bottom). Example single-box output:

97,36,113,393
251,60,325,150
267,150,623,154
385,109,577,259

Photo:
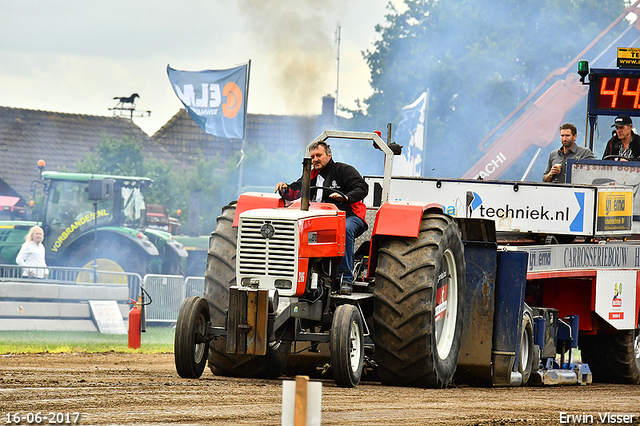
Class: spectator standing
16,226,48,278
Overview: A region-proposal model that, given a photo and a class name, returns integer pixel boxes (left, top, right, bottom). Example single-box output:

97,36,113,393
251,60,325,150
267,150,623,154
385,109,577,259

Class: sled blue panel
557,315,579,349
492,250,528,386
454,241,497,386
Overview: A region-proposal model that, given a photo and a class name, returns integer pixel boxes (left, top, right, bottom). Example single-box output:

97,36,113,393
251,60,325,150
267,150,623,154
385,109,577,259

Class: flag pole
236,60,251,198
421,88,430,177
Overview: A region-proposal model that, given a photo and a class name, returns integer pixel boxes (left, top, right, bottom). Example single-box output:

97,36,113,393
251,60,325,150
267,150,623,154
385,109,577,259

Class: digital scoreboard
588,68,640,116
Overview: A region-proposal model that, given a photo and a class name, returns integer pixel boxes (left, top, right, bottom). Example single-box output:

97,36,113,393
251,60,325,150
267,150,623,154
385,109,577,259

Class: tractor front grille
237,218,297,278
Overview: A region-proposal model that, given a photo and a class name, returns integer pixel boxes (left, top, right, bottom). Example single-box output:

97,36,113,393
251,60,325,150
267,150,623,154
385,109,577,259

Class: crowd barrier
0,264,142,332
141,275,205,324
0,264,204,329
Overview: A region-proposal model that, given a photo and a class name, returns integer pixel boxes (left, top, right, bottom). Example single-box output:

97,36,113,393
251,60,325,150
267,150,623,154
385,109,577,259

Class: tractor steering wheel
310,186,349,203
603,155,631,161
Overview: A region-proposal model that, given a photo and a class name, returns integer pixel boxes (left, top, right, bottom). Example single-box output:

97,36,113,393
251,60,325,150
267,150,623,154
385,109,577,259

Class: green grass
0,327,175,354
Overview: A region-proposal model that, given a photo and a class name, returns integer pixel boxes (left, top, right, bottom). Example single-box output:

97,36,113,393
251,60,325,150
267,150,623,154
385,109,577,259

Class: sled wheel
580,329,640,384
330,304,364,387
174,296,210,378
373,212,465,388
205,202,289,379
518,310,535,385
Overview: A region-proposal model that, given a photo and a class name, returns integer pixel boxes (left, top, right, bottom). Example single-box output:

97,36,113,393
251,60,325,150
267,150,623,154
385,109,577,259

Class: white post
282,375,322,426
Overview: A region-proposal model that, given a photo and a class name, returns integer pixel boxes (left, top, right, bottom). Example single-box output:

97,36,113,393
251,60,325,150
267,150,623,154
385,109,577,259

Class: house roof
0,103,344,202
0,106,177,202
152,109,341,168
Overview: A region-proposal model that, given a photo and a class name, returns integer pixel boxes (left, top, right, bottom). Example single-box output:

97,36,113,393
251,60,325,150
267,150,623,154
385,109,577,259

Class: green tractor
0,171,187,277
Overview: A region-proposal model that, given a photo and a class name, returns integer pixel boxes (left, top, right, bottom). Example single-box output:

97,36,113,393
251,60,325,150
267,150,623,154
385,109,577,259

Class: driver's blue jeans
337,215,367,284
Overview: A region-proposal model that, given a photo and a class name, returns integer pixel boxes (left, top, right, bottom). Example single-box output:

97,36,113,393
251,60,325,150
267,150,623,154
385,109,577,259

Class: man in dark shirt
275,141,368,295
602,114,640,161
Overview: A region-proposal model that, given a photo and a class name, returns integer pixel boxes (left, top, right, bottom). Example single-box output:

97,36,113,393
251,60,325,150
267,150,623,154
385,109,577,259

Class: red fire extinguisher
128,296,142,349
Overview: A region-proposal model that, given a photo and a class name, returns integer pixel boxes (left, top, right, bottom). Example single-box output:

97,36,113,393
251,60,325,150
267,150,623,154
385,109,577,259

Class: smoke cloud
239,0,337,115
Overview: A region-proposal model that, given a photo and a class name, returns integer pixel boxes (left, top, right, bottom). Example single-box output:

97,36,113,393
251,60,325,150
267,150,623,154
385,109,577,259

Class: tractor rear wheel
330,304,364,387
174,296,210,378
205,202,289,379
580,329,640,384
373,212,465,388
65,237,151,279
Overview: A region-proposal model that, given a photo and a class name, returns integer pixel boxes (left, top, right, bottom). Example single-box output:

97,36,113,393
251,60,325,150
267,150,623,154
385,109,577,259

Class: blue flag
167,64,248,140
392,91,428,177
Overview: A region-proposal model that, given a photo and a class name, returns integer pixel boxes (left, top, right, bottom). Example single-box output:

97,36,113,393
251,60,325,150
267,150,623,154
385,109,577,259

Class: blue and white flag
392,91,428,177
167,64,248,140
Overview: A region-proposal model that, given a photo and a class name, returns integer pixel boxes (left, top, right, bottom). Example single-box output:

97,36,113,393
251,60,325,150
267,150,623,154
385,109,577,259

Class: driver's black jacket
602,132,640,160
281,158,369,222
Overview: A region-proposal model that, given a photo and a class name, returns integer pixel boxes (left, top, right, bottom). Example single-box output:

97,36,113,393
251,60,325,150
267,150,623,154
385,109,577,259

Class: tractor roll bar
305,130,394,205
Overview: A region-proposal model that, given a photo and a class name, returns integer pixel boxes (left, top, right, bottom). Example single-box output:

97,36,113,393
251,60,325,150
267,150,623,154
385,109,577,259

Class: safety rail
0,264,143,332
184,276,205,299
0,264,203,326
0,264,142,301
142,275,205,324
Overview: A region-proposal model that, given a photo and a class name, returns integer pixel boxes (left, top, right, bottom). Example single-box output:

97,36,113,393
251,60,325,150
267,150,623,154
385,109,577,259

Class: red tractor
175,130,470,387
175,129,639,387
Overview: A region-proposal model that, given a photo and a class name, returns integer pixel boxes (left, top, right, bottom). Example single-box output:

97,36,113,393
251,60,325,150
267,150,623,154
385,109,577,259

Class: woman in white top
16,226,48,278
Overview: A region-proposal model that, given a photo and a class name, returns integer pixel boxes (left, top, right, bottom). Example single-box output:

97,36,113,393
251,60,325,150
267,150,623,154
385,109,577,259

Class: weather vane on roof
109,93,151,119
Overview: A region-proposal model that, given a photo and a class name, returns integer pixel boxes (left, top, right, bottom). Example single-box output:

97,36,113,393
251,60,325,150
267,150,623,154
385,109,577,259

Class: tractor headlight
241,277,260,288
274,279,292,289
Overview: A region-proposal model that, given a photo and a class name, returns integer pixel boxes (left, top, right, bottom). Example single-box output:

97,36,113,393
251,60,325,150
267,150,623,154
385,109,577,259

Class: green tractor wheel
64,237,151,279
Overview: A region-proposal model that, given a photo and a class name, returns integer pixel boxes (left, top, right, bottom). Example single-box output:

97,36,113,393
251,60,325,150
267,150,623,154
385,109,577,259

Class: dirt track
1,353,639,426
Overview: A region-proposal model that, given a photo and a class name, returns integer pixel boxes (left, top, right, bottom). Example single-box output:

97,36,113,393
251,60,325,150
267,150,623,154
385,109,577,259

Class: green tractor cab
0,171,186,277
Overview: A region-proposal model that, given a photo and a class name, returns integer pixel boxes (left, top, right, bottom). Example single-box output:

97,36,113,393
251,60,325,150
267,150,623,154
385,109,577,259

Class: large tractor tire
204,202,289,379
174,296,210,378
372,212,465,388
580,329,640,384
65,236,151,279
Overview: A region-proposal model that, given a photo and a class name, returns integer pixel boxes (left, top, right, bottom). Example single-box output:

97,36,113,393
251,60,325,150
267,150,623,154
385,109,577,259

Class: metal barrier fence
1,263,204,325
184,276,205,298
141,275,205,324
0,264,142,303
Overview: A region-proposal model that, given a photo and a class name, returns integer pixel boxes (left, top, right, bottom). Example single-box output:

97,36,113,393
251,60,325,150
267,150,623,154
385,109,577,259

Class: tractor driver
275,141,368,295
602,114,640,161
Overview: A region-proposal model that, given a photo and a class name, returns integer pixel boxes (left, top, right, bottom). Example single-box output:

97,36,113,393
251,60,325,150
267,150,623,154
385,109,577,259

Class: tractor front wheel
330,304,364,387
174,296,210,378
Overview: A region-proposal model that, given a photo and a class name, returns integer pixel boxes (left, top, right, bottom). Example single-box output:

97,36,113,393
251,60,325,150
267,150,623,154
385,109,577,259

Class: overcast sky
0,1,401,136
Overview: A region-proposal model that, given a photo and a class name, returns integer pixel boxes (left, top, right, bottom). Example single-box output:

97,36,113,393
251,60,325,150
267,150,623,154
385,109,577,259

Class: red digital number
600,77,620,108
598,75,640,110
622,77,640,108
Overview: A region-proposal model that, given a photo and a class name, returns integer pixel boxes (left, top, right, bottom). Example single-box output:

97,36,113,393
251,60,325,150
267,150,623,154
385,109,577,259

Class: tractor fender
144,228,188,258
0,221,39,263
372,202,444,238
165,240,188,258
367,202,445,277
59,228,159,260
